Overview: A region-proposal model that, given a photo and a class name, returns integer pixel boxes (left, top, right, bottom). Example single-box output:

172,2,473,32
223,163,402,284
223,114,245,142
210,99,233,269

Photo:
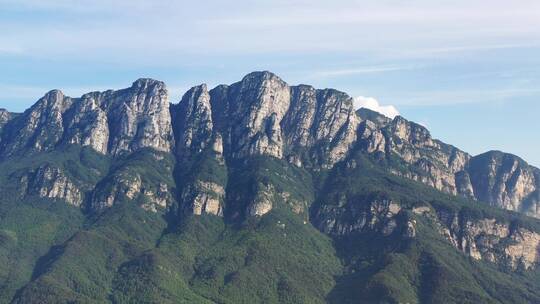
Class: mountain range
0,71,538,303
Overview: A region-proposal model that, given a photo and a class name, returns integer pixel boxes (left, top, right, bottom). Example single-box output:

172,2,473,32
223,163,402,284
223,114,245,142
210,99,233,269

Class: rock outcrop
20,164,83,206
180,181,225,216
468,151,540,218
0,108,12,130
282,86,359,168
172,84,214,158
247,184,276,217
0,109,13,147
141,182,171,213
435,209,540,270
104,79,172,155
90,172,143,211
315,195,404,236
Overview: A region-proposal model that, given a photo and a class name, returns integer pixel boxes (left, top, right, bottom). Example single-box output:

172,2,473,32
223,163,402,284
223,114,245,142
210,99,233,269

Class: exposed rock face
207,71,358,168
141,183,171,213
282,87,359,168
1,90,73,155
21,164,83,207
435,210,540,270
2,71,538,220
90,172,142,211
0,109,13,147
315,193,539,270
0,79,172,157
358,110,540,218
169,71,359,218
0,109,12,130
246,184,275,217
280,191,308,215
172,84,214,158
359,113,471,195
210,72,291,159
468,151,540,217
315,196,403,236
181,181,225,216
63,94,109,154
99,79,172,155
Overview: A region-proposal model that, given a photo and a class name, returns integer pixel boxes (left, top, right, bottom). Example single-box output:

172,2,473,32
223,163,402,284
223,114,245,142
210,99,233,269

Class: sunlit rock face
0,79,172,157
1,71,539,278
357,109,540,218
20,164,83,207
99,78,173,155
172,84,214,159
435,209,540,270
2,71,538,219
207,71,358,168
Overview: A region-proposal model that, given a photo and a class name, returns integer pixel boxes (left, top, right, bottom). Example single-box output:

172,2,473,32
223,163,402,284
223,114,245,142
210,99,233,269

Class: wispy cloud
0,45,25,55
312,65,420,78
1,0,539,60
394,88,540,106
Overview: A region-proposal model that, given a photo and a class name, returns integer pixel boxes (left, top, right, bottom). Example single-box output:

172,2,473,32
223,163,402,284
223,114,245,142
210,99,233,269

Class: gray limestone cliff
19,164,83,207
435,209,539,270
1,71,538,220
357,108,540,218
0,79,172,157
208,71,359,168
1,71,539,275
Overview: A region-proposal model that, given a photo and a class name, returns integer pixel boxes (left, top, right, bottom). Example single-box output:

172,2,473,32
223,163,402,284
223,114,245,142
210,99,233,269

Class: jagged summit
241,70,282,81
0,71,538,219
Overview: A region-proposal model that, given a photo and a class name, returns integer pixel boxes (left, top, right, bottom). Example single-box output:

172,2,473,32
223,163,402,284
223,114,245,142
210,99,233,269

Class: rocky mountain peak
1,71,538,218
42,89,65,100
389,115,432,145
0,89,73,155
356,107,391,127
0,79,172,157
468,150,539,216
0,108,12,126
172,83,213,158
105,77,172,155
241,70,284,84
131,77,164,88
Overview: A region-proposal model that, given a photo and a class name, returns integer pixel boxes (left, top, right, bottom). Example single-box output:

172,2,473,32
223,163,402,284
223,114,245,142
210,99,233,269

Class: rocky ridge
0,72,538,220
436,209,540,270
0,79,172,157
0,72,539,271
357,108,540,218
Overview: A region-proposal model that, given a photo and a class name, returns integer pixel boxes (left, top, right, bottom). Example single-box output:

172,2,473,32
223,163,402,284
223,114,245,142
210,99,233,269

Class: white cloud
312,64,419,78
1,0,540,61
391,88,540,106
354,96,400,119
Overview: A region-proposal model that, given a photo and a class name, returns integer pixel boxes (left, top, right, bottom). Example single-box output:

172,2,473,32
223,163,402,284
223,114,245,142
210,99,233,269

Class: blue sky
0,0,539,166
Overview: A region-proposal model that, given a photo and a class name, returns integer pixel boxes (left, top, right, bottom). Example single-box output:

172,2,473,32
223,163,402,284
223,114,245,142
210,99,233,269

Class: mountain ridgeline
0,71,539,303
